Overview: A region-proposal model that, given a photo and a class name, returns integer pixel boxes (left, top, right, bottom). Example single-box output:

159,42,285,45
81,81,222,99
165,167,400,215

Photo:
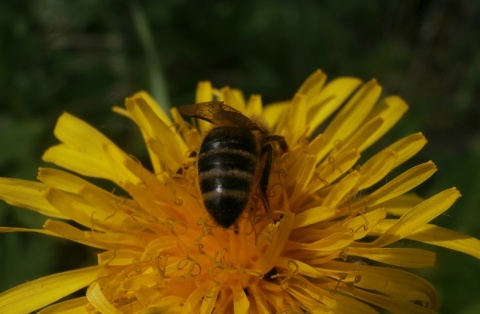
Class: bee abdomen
202,189,250,227
197,127,258,227
199,168,254,191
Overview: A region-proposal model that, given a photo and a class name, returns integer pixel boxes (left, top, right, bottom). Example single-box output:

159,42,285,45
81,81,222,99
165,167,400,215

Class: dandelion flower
1,70,480,313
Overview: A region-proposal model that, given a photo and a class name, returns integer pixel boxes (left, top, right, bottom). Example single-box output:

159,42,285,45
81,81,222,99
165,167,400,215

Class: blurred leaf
0,232,57,292
0,117,46,172
129,0,170,112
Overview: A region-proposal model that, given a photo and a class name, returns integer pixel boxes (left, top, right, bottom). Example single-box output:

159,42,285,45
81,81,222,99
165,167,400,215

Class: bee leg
266,135,288,153
259,143,274,213
260,136,287,223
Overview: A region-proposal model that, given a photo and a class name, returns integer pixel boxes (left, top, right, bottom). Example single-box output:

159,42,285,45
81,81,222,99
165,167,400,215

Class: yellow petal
361,95,409,151
0,178,67,219
342,284,437,313
111,105,130,119
245,94,263,118
322,171,360,207
367,188,461,247
221,87,246,112
260,213,294,272
367,161,437,207
306,77,363,135
98,250,141,266
337,209,387,240
357,134,428,190
181,285,208,314
283,147,309,189
410,225,480,259
86,281,122,314
284,94,308,145
286,231,353,253
263,101,290,132
357,149,397,189
43,219,104,248
371,222,480,259
250,285,270,314
321,79,382,149
232,285,250,314
276,259,325,278
40,167,145,219
346,247,436,268
126,91,172,126
38,297,89,314
325,293,378,314
44,219,140,250
126,99,187,173
286,286,326,312
196,81,213,102
0,266,100,314
52,112,110,153
193,81,214,134
295,69,327,104
42,113,116,179
44,188,93,226
43,143,113,179
42,113,137,182
376,132,428,169
326,261,418,295
288,154,316,206
337,116,384,155
44,186,132,232
142,297,184,313
170,107,203,154
39,168,139,220
38,168,90,193
310,149,360,194
379,193,424,216
0,226,56,236
327,260,438,310
104,143,149,186
200,284,220,314
292,206,336,229
307,133,326,163
120,179,185,223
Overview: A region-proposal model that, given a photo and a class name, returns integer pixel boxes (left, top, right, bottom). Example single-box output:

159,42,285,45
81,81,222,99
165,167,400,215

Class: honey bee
179,101,286,228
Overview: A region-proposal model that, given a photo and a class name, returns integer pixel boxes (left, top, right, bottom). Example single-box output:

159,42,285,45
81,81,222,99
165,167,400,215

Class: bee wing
179,101,260,130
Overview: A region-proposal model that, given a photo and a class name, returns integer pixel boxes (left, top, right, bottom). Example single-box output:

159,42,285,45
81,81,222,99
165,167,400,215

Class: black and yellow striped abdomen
198,126,258,227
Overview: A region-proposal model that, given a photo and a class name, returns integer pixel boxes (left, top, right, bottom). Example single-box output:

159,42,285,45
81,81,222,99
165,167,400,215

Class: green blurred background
1,1,479,312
